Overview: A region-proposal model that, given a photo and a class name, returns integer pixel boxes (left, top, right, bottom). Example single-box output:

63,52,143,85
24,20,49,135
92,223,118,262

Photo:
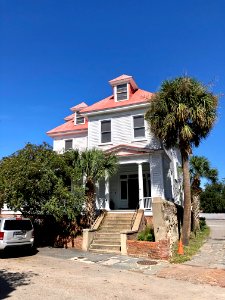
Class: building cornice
47,129,88,138
82,102,149,117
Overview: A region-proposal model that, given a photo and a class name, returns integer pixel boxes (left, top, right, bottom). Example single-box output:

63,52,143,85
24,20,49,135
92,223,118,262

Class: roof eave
47,128,88,138
81,101,149,116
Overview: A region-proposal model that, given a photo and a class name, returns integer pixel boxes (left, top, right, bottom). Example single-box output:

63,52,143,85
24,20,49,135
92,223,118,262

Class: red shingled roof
70,102,88,112
109,74,132,83
47,119,88,136
81,89,153,114
64,113,74,121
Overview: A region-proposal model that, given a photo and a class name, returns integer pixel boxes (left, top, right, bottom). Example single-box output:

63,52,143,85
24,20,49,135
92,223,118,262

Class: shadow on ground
0,247,39,259
0,269,38,299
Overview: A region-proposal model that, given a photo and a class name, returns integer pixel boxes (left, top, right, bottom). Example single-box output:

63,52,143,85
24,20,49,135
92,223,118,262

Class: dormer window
75,111,85,125
116,83,128,101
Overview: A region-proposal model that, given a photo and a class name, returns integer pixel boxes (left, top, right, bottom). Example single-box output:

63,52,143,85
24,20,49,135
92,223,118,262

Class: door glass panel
121,181,127,199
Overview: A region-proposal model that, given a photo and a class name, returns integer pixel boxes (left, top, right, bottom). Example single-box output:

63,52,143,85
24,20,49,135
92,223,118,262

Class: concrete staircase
89,211,135,253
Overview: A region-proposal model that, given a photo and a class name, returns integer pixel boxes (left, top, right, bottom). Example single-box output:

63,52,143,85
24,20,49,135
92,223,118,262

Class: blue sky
0,0,225,180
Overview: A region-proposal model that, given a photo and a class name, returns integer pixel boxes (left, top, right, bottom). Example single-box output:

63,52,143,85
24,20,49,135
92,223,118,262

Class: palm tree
145,76,218,245
190,155,218,231
80,149,118,226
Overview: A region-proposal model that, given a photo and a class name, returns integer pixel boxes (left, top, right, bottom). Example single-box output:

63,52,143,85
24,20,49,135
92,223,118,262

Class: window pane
101,120,111,132
134,128,145,138
76,117,85,124
133,115,144,128
117,84,127,92
65,139,73,150
128,174,138,179
121,181,127,199
117,92,127,100
4,220,32,231
101,132,111,143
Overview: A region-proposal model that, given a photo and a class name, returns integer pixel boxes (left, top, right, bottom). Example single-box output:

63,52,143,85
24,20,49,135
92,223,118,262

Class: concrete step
95,233,120,239
89,244,121,251
89,248,121,254
99,226,131,231
104,219,131,225
106,215,133,220
89,211,135,253
92,239,120,244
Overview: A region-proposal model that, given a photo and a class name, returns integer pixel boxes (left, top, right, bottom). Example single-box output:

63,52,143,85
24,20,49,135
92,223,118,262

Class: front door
120,174,139,209
128,176,139,209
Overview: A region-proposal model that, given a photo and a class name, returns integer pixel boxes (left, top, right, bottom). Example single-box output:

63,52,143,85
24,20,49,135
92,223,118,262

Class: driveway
1,249,225,300
1,215,225,299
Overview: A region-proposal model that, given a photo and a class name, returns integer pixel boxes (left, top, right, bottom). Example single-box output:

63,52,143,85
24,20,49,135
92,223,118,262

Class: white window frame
75,111,85,125
132,114,146,140
100,119,112,144
114,83,129,102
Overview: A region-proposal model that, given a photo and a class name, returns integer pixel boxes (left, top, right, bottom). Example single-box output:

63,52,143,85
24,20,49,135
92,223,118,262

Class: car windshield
4,220,32,231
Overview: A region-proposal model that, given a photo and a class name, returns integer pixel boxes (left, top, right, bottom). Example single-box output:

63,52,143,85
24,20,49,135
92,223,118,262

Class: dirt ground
157,264,225,288
1,253,225,300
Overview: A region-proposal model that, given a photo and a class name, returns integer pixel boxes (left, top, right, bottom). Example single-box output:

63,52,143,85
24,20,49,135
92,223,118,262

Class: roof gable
105,144,152,156
70,102,88,112
109,74,138,91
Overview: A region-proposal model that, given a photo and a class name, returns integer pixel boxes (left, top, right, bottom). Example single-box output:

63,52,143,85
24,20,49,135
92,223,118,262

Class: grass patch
170,226,210,264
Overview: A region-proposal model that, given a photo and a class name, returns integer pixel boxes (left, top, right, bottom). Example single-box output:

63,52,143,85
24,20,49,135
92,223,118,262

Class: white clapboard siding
53,134,88,153
163,155,173,200
150,154,164,198
88,108,160,150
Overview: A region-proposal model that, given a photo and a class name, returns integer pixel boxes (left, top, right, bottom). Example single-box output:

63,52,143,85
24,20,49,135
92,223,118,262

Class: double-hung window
101,120,111,143
75,112,85,124
65,139,73,151
133,115,145,138
116,84,128,101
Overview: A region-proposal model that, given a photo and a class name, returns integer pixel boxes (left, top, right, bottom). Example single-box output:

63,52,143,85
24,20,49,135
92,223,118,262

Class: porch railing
97,198,107,210
140,197,152,211
97,197,152,211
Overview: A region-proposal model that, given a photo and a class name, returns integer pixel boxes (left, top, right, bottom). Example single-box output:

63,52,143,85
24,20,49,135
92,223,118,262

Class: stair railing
130,206,139,230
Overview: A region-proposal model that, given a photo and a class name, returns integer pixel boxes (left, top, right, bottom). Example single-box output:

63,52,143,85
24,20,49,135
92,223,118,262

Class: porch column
138,163,144,209
105,172,110,210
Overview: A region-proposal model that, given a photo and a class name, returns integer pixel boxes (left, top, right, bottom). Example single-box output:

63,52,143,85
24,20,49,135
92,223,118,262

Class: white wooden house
47,75,182,215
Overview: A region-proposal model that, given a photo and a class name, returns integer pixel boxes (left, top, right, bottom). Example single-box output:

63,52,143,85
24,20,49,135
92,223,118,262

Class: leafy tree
190,155,218,231
145,76,218,245
200,181,225,213
66,148,118,226
0,143,85,220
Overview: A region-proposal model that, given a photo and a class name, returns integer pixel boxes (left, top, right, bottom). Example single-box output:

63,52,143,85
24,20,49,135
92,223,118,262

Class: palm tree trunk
85,180,96,227
182,153,192,246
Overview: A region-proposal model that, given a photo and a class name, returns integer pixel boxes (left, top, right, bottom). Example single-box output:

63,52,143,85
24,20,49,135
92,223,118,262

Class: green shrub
138,226,155,242
199,217,207,231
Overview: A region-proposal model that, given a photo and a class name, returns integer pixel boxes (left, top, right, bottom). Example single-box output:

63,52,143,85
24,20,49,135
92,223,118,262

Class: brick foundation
54,235,83,249
127,239,170,260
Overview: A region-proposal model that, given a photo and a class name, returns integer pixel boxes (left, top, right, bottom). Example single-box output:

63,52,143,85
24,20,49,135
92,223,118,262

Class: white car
0,217,34,251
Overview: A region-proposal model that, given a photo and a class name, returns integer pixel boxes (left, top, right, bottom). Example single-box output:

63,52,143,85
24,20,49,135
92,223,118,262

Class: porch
96,153,166,215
